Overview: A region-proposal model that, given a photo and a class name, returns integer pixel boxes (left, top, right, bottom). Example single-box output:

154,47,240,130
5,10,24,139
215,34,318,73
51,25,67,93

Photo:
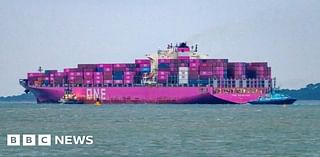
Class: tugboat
249,92,296,105
249,78,296,105
59,86,84,104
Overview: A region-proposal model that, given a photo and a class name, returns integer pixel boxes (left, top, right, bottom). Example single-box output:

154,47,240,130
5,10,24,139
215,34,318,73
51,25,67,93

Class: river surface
0,101,319,157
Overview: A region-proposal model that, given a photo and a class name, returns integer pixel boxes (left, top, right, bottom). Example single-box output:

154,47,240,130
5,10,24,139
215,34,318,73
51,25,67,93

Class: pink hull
27,86,266,104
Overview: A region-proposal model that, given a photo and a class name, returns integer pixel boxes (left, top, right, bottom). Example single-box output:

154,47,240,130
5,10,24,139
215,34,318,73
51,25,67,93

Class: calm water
0,101,320,157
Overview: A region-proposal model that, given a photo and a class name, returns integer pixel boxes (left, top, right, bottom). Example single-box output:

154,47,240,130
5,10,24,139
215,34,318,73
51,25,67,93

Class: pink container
84,72,93,77
68,72,75,76
200,71,213,76
28,73,45,77
177,47,190,52
124,71,135,75
158,75,168,80
68,76,75,80
124,76,134,80
97,64,113,68
114,80,123,84
94,72,102,76
84,80,93,84
139,64,150,68
104,80,113,84
178,56,190,60
190,63,200,67
113,64,127,68
54,72,65,77
158,59,171,64
200,66,213,71
158,71,170,75
64,68,80,73
75,72,82,76
190,59,200,63
103,67,112,72
94,76,102,80
135,59,150,64
124,80,133,84
94,80,102,84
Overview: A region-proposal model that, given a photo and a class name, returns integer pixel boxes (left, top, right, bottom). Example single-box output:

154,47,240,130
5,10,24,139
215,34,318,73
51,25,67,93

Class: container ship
19,43,272,104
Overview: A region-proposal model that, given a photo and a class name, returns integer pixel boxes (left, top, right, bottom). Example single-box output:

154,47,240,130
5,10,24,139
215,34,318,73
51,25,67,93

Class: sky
0,0,319,96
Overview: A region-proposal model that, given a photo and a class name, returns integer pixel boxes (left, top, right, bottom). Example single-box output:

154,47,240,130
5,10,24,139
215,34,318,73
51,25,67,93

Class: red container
104,76,112,80
78,64,96,69
113,67,126,71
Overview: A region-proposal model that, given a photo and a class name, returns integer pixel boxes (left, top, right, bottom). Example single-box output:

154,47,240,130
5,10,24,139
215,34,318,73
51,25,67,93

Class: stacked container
94,72,103,85
67,71,83,84
53,72,65,85
227,62,246,79
78,64,97,72
178,67,188,84
83,72,93,85
27,73,46,86
157,59,179,84
246,62,270,79
97,64,113,84
188,59,200,84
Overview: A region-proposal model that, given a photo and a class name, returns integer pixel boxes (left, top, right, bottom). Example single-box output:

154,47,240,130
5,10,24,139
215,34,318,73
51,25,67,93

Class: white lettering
7,134,20,146
86,88,93,100
73,136,86,144
101,88,106,100
86,88,107,101
86,136,94,144
93,88,99,100
65,136,73,144
22,134,36,146
55,136,64,144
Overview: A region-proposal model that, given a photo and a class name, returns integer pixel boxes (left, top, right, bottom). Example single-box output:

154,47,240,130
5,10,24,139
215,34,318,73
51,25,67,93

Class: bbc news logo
7,134,94,146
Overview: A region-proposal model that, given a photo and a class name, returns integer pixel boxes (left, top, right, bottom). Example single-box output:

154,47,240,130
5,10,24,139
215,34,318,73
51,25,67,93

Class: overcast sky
0,0,319,96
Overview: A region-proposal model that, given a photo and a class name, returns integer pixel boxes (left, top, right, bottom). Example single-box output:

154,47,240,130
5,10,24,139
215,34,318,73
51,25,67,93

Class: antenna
38,66,43,73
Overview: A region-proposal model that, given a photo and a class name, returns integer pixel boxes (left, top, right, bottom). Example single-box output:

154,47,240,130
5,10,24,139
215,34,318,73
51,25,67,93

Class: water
0,101,320,157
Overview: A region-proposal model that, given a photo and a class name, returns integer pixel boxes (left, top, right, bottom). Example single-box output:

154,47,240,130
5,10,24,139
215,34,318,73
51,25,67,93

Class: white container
179,79,188,84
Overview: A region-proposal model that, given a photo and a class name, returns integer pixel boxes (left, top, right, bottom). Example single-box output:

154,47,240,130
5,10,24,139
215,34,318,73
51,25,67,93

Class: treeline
279,83,320,100
0,93,36,102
